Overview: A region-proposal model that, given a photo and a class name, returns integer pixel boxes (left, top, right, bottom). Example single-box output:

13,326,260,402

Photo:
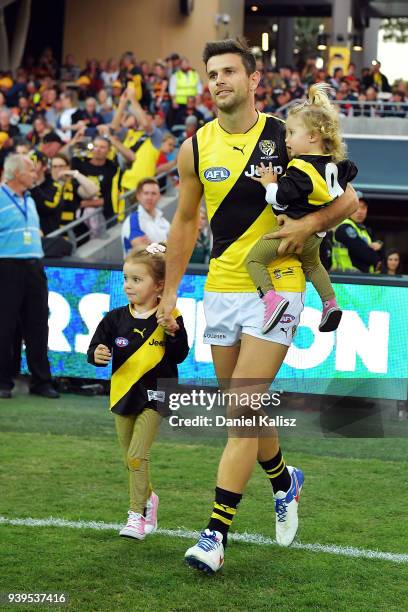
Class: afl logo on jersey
280,314,295,324
115,337,129,347
204,167,230,182
259,140,276,157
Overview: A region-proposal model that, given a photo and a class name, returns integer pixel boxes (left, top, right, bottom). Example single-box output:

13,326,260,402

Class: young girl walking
88,243,189,539
246,83,357,334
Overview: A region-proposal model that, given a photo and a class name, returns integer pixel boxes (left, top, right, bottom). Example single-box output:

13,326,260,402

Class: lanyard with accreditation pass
1,185,32,244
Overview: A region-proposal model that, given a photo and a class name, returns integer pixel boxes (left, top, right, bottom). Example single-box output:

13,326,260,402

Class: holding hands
157,296,180,337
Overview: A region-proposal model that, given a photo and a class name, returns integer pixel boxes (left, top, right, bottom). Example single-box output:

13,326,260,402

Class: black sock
259,448,291,494
206,486,242,548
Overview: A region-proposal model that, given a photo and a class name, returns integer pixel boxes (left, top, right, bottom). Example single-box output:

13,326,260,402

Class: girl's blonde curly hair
288,83,347,162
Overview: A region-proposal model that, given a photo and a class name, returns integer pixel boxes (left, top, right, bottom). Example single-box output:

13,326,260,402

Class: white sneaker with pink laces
144,491,159,535
119,511,146,540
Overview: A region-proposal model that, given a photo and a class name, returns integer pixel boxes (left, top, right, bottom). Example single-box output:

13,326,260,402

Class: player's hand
263,214,314,255
250,162,278,187
157,294,178,334
94,344,112,365
161,315,180,337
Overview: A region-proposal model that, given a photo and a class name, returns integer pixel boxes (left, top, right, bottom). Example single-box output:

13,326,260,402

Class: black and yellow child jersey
193,112,305,293
273,155,357,219
87,306,189,416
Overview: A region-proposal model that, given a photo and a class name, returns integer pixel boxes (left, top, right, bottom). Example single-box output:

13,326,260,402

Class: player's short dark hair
202,38,256,76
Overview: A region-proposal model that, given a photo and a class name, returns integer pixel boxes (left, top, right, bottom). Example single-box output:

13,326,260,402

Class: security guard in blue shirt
0,154,59,399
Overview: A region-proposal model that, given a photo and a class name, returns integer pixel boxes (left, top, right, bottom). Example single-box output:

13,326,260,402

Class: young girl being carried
87,243,189,540
246,83,357,334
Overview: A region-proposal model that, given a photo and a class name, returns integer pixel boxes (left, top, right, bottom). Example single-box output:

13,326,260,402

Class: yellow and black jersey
274,155,358,219
31,176,63,235
87,306,189,416
71,156,120,219
193,112,305,293
59,178,81,226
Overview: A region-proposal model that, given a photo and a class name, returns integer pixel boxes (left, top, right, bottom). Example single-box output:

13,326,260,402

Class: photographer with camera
50,153,98,228
71,134,120,237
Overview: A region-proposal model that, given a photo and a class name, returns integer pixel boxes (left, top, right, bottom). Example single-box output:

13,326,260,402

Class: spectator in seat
101,58,120,90
0,92,7,112
344,62,360,93
121,177,170,256
97,89,114,123
155,133,178,190
287,73,305,101
60,54,81,83
57,90,82,142
195,91,215,121
50,152,98,228
28,116,52,147
15,95,35,125
109,87,163,207
362,60,391,93
30,151,63,236
174,95,205,126
0,109,20,143
329,67,344,91
77,97,104,137
168,57,203,126
190,208,211,264
379,250,402,275
388,90,407,118
40,132,65,160
72,135,120,236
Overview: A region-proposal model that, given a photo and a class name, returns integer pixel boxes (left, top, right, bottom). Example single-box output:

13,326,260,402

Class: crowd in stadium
0,47,404,271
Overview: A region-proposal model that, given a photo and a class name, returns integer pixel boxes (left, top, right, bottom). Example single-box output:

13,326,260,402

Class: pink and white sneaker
319,298,342,332
119,511,146,540
144,491,159,535
261,290,289,334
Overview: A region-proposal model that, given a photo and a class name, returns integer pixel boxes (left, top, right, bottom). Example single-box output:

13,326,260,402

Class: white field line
1,515,407,564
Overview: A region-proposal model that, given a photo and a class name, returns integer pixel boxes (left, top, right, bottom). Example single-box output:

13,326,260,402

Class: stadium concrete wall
63,0,244,78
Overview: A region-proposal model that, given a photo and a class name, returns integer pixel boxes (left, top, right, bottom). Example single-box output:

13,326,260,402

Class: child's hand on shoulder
251,162,278,187
94,344,112,365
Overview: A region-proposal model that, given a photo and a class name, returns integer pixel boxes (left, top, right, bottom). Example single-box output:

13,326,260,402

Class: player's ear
250,70,261,92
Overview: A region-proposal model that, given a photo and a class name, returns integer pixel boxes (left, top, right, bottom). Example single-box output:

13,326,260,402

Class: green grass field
1,389,408,612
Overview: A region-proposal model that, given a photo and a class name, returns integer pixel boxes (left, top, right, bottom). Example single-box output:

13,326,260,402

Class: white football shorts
203,291,305,347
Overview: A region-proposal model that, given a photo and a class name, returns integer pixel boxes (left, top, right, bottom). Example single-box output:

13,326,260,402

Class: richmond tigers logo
259,140,276,157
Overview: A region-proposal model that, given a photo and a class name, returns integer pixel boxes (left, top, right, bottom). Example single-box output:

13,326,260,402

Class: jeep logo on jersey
280,314,295,324
245,164,283,178
259,140,276,156
204,167,230,182
115,337,129,347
